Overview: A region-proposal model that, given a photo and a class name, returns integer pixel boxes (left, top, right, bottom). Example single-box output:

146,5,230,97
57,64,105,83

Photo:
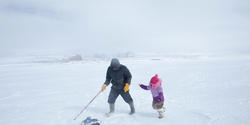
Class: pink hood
149,74,162,88
150,79,162,88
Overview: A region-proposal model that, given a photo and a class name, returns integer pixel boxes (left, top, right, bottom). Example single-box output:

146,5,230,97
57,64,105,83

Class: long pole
73,90,102,120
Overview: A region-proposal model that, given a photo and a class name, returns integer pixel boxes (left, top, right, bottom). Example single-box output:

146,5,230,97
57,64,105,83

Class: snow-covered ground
0,54,250,125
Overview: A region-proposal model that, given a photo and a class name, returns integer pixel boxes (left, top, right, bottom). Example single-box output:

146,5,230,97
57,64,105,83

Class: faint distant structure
93,53,107,60
67,54,82,62
117,52,134,58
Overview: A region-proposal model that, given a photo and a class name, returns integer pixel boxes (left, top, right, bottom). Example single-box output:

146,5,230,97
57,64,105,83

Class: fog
0,0,250,56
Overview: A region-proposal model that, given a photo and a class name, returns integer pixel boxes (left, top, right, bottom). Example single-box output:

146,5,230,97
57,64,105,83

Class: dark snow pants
108,88,133,104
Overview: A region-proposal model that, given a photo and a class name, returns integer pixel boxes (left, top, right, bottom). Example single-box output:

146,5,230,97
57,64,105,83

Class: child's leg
152,102,164,118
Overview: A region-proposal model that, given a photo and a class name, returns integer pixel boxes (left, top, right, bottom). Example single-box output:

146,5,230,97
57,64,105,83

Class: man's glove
101,84,107,91
124,83,130,92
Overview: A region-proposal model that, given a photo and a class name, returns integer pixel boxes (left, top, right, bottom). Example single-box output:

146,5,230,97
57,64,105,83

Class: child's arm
139,84,150,90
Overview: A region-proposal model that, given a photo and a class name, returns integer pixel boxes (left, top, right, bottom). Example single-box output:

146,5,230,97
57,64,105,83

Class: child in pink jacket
139,74,165,118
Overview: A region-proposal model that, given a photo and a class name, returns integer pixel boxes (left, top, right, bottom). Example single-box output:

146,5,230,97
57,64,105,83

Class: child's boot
158,109,164,119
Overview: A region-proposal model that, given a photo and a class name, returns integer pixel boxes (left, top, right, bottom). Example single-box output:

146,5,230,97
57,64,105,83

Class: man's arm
104,67,112,86
124,66,132,85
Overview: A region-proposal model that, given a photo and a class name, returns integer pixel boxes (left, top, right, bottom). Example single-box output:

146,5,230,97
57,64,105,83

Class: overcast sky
0,0,250,56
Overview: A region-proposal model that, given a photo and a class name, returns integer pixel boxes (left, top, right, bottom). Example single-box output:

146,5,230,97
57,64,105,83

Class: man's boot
128,101,135,115
106,103,114,117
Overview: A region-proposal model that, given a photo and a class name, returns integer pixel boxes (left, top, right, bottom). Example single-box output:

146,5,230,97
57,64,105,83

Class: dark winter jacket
104,65,132,90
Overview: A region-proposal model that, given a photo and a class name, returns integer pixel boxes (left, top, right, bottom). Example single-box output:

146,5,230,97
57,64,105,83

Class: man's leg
120,91,135,115
107,88,119,113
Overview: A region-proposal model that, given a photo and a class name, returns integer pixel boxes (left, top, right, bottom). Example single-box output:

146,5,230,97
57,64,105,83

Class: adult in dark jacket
101,58,135,115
